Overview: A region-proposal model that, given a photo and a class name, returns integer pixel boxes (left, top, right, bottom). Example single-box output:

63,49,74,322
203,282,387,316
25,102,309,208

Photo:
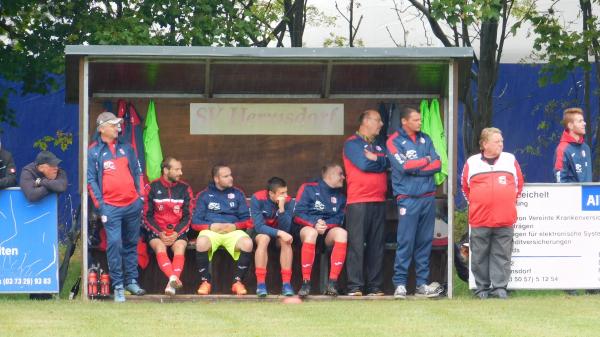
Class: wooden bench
90,199,449,295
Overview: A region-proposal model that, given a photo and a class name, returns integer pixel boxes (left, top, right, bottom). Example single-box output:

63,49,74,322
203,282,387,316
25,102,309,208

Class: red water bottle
88,269,98,298
165,224,174,236
100,273,110,297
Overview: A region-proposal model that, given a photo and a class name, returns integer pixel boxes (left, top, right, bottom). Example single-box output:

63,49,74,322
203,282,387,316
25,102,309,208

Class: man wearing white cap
88,111,146,302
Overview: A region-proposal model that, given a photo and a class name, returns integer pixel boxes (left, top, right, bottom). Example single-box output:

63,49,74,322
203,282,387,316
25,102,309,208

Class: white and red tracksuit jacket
461,152,524,228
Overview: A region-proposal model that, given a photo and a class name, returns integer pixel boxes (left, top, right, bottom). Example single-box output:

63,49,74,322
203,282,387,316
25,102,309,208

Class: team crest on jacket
227,193,235,199
498,176,507,185
314,200,325,211
101,215,108,223
420,137,425,144
103,160,116,170
331,196,337,204
208,202,221,210
119,148,125,155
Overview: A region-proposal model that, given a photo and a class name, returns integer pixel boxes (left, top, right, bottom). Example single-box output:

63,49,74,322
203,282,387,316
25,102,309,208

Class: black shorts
292,225,332,252
144,228,188,243
248,229,280,251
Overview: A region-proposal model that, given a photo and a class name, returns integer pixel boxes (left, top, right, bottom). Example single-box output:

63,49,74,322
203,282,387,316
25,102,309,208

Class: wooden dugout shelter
64,45,473,299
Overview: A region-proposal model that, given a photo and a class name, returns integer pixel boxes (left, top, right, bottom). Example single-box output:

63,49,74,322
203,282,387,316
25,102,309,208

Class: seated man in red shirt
143,157,193,296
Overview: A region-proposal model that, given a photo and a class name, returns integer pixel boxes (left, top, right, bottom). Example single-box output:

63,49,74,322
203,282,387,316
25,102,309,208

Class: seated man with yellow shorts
191,165,253,295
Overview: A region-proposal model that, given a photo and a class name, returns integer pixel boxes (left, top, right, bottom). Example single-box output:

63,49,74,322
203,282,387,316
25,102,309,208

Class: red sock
172,254,185,278
301,242,316,281
156,251,174,278
255,267,267,284
329,241,347,281
281,269,292,284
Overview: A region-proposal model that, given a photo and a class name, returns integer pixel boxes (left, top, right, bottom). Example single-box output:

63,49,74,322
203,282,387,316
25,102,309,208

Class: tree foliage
391,0,534,156
0,0,325,126
525,0,600,178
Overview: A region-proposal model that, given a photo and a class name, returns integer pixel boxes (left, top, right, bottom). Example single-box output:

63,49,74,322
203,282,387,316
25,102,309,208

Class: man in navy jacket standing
192,165,253,296
293,163,347,297
386,107,442,299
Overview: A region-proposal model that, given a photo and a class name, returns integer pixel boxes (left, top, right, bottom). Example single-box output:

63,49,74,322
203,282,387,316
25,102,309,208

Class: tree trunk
475,20,499,151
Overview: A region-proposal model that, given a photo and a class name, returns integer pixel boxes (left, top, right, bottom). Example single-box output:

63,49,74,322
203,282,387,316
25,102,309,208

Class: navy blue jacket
191,183,252,232
386,128,441,198
293,179,346,228
250,190,294,238
554,130,592,183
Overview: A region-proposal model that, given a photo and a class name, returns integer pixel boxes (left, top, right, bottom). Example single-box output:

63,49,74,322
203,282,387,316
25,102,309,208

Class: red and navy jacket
191,183,252,232
250,190,294,238
293,179,346,229
386,128,440,198
87,133,143,209
553,130,592,183
343,132,388,204
143,177,194,236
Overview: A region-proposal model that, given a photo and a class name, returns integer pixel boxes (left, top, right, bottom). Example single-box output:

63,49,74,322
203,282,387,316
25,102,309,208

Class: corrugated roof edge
65,45,473,59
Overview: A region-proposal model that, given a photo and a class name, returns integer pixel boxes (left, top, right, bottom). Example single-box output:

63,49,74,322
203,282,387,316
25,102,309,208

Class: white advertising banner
190,103,344,135
469,183,600,289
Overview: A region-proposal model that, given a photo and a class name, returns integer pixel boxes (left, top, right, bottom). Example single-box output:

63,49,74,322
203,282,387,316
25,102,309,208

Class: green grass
1,296,599,337
2,243,596,337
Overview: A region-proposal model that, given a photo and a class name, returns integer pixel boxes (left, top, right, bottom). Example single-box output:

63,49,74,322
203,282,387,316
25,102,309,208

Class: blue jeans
101,199,142,288
393,196,435,287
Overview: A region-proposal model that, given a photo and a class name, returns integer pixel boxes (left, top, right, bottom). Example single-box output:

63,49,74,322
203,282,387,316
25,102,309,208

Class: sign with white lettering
469,183,600,290
190,103,344,135
0,189,58,293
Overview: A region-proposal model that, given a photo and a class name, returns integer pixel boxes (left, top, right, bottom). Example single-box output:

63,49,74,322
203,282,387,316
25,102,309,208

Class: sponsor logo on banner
208,202,221,211
581,185,600,211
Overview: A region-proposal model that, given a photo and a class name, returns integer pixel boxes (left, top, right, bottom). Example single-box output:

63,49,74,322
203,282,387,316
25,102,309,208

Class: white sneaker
394,285,407,299
168,275,182,289
165,284,176,296
415,283,442,298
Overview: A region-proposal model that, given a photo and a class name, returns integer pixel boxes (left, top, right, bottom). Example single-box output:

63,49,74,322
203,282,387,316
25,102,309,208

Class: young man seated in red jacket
143,157,193,296
191,165,253,295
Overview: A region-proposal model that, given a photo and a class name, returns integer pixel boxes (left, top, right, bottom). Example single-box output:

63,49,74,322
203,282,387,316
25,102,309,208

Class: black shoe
298,281,311,298
29,293,53,300
324,280,338,296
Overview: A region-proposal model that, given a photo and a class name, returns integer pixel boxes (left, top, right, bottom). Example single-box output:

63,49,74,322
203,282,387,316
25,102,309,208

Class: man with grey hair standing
88,111,146,302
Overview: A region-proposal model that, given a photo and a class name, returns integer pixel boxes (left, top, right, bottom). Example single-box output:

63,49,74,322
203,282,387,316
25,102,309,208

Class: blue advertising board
0,188,59,293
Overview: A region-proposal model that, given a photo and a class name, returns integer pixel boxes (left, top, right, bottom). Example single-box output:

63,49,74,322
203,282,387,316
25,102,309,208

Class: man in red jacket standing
461,127,523,299
342,109,388,296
